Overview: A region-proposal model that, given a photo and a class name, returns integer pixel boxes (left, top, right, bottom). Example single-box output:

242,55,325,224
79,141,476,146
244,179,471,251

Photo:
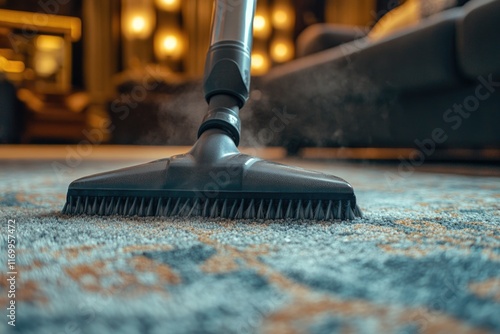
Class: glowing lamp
154,30,185,60
253,13,271,39
131,16,147,34
156,0,181,12
122,0,156,40
251,51,270,75
270,38,294,63
272,4,294,30
0,56,25,73
33,35,64,77
36,35,64,51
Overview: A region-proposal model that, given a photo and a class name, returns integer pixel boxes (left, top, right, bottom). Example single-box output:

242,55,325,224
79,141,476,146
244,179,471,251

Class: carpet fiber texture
0,159,499,333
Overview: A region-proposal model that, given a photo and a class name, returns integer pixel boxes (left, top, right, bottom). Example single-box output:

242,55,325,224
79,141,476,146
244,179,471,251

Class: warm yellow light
9,61,25,73
0,9,81,41
156,0,181,11
274,43,288,58
0,56,25,73
254,15,266,32
271,39,294,63
273,10,287,27
272,4,294,30
154,30,184,60
35,54,58,76
131,16,146,33
251,52,270,75
162,35,178,52
33,35,64,77
252,54,264,67
0,56,7,69
36,35,64,51
121,0,156,40
253,12,271,39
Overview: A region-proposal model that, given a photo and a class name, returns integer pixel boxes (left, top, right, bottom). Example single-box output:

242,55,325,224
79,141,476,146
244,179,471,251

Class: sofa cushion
457,0,500,78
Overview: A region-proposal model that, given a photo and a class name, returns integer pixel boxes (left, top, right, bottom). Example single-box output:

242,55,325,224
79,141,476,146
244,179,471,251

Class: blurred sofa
257,0,500,152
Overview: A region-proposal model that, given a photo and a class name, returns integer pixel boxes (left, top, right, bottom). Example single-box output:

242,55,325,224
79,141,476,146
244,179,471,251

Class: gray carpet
1,159,499,333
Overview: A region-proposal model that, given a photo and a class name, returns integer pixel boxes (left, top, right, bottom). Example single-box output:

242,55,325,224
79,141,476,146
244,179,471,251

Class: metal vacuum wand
197,0,257,146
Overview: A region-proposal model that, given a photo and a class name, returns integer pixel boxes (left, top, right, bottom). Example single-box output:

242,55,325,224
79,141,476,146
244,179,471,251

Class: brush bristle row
63,196,361,220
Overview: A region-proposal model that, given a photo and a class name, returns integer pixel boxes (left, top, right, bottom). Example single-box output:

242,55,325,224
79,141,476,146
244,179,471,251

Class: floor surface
0,146,499,333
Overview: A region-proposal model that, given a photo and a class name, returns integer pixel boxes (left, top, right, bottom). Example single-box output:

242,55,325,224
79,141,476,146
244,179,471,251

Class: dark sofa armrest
266,8,464,92
343,8,466,91
457,0,500,78
296,24,368,57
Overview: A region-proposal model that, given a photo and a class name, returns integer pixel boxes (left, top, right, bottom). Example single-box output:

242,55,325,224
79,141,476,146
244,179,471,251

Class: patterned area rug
0,158,499,333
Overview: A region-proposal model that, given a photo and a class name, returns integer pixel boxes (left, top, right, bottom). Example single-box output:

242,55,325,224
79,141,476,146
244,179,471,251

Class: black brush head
63,130,362,220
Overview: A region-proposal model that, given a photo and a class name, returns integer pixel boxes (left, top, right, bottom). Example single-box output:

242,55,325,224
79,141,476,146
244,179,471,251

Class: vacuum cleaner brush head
63,0,362,221
63,131,361,220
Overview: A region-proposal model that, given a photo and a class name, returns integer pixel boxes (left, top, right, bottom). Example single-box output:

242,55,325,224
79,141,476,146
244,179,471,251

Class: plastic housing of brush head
63,130,362,220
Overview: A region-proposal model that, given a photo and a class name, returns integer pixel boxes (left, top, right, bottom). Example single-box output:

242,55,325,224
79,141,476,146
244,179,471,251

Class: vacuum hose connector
198,0,256,146
198,94,242,146
203,41,251,107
